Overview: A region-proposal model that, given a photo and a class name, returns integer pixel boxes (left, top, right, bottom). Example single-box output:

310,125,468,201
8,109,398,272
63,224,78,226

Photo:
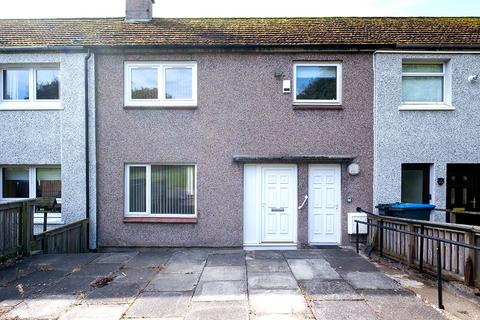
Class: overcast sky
0,0,479,19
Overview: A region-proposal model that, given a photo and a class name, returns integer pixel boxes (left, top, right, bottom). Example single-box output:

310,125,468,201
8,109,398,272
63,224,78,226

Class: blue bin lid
391,203,435,210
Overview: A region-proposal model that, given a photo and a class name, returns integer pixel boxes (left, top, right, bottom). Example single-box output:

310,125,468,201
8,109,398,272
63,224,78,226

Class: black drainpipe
84,49,92,248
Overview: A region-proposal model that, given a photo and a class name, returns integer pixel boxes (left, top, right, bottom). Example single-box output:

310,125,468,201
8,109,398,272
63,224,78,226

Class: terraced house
0,0,479,249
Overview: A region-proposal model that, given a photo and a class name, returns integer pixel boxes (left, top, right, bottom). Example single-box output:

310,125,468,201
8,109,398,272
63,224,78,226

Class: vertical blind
128,165,195,215
129,166,146,212
151,165,195,215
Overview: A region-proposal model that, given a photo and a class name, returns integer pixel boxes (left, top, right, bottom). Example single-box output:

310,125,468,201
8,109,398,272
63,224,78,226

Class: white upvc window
0,65,61,110
0,166,62,224
293,62,342,105
125,164,197,217
124,62,197,107
400,61,453,110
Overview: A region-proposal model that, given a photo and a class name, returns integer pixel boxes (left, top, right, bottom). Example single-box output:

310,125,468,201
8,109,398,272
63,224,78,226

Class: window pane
402,76,443,102
36,69,59,100
129,166,147,212
131,68,158,99
2,167,29,198
36,168,61,213
402,63,443,73
3,69,30,100
296,66,337,100
151,165,195,215
401,169,425,203
165,68,193,99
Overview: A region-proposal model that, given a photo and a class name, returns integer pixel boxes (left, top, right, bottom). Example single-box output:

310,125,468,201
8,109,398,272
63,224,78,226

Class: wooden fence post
406,223,415,266
20,202,31,257
464,231,476,286
80,220,88,253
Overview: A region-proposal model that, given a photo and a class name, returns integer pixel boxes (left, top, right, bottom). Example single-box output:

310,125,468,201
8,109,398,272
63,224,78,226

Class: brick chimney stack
125,0,155,22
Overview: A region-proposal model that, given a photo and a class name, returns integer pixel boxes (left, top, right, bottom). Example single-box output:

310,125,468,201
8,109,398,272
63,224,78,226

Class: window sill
399,104,455,111
123,217,198,224
0,106,63,111
293,105,343,110
124,105,197,110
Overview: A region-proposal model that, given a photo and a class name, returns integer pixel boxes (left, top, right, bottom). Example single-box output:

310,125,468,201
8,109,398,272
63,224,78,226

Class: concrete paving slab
185,301,248,320
41,275,97,296
200,266,246,282
146,273,200,292
211,248,245,255
171,248,210,261
59,303,129,320
163,258,206,274
247,259,290,273
251,314,313,320
206,253,245,267
1,294,76,320
325,256,379,273
312,300,378,319
343,271,400,290
0,285,24,307
123,252,171,269
246,251,284,260
0,264,35,286
84,281,144,304
281,250,325,259
249,289,308,314
248,272,298,290
26,253,101,273
298,279,362,301
124,291,192,318
92,252,138,264
288,259,341,280
8,270,67,296
68,263,123,278
193,281,247,301
112,267,157,284
361,289,447,320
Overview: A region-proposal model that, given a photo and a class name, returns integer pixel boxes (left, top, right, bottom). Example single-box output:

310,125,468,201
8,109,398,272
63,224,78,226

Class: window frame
124,61,198,108
293,62,342,106
124,163,198,218
0,65,61,110
0,166,63,224
400,61,453,110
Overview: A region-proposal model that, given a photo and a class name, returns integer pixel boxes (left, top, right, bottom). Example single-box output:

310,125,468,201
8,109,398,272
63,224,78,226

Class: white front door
308,164,341,244
261,166,297,243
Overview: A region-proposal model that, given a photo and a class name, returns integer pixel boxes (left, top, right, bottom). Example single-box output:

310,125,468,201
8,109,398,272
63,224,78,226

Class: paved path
0,248,446,319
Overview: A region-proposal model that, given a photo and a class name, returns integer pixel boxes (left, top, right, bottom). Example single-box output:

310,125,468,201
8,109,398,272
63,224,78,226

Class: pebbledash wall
0,52,97,247
96,51,373,247
373,52,480,221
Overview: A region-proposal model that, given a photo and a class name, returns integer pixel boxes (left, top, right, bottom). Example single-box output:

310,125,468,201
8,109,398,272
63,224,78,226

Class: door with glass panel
401,164,431,204
447,164,480,225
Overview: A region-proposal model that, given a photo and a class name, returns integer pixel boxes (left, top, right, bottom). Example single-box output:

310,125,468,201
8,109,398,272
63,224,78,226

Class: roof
0,17,480,49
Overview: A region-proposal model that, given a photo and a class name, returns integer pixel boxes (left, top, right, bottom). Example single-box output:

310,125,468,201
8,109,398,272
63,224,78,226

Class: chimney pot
125,0,154,22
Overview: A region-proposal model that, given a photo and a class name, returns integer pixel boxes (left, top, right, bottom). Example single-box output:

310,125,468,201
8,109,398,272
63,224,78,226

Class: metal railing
354,207,480,309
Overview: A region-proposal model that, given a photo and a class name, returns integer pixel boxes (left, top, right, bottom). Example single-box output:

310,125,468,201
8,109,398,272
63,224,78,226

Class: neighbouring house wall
96,51,374,247
374,53,480,221
0,52,97,247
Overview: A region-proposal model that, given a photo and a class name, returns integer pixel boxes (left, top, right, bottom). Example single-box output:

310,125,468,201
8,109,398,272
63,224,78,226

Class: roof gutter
0,45,86,53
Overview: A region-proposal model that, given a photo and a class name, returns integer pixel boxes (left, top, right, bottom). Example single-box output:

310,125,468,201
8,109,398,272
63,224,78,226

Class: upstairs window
125,62,197,107
294,62,342,105
0,66,60,109
402,62,445,104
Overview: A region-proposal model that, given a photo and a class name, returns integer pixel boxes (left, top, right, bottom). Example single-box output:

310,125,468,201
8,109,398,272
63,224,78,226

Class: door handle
470,197,476,209
298,195,308,210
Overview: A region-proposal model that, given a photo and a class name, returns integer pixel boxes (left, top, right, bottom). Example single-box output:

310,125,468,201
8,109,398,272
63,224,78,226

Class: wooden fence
0,199,35,261
367,213,480,288
34,219,89,254
1,199,89,260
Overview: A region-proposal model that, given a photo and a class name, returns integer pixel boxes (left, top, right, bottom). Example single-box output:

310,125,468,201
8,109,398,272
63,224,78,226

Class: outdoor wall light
468,75,479,82
275,69,285,78
347,163,360,176
437,178,445,186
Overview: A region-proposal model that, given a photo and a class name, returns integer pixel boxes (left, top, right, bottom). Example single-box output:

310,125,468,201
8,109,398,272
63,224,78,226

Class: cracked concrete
0,248,449,319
